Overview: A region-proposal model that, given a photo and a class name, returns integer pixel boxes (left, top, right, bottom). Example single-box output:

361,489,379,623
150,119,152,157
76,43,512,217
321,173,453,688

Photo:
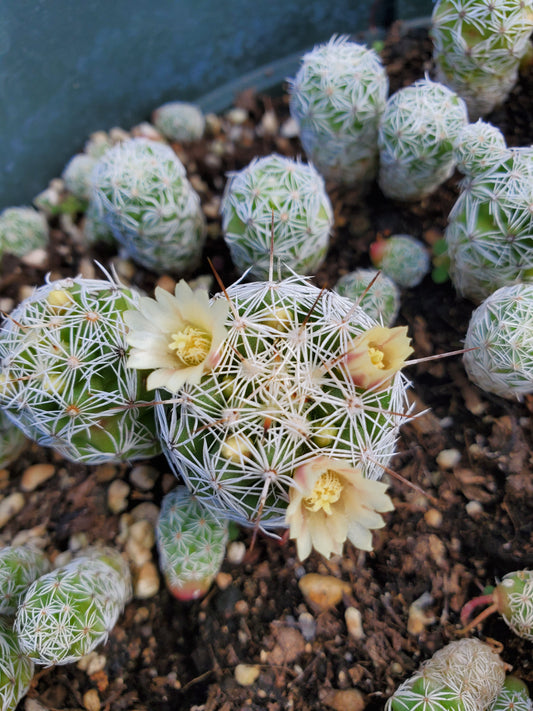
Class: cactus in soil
152,101,205,142
156,485,229,600
377,77,468,201
126,273,415,559
91,137,206,273
370,234,430,288
0,407,28,468
431,0,533,120
0,617,35,711
61,153,98,202
445,144,533,303
0,545,50,615
386,638,507,711
490,677,532,711
288,35,389,186
334,268,400,326
0,273,160,464
220,153,334,280
0,206,48,259
461,570,533,641
14,547,132,665
463,284,533,399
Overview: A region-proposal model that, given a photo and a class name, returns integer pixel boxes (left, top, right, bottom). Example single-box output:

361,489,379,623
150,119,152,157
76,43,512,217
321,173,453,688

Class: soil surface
1,22,532,711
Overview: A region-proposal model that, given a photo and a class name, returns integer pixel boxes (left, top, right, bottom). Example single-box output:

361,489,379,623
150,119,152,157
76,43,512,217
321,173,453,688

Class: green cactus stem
0,617,35,711
0,545,50,615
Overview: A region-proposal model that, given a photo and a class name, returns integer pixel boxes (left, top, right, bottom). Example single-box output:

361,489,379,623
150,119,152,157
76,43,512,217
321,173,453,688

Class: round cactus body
431,0,533,119
446,146,533,302
370,235,430,288
91,138,206,273
0,407,28,468
0,545,50,615
463,283,533,399
61,153,98,201
0,617,34,711
490,676,532,711
220,154,334,280
288,35,389,185
334,269,400,326
378,78,468,201
454,121,508,176
83,200,116,246
156,273,413,534
0,275,160,464
152,101,205,142
0,206,48,259
15,548,132,665
156,486,229,600
493,570,533,641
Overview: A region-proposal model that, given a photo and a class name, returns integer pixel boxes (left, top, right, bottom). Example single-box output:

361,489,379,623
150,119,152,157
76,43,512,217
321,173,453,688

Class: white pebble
21,249,49,269
129,464,158,491
226,107,248,125
345,606,365,639
134,560,160,598
436,448,462,469
107,479,130,514
280,117,300,138
234,663,260,686
77,651,107,675
227,541,246,565
466,500,483,517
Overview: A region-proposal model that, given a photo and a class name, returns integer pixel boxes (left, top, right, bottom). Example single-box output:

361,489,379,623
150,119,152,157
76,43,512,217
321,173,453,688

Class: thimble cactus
0,408,28,468
431,0,533,119
220,153,334,280
463,283,533,399
334,269,400,326
152,101,205,142
370,234,430,288
386,638,507,711
454,120,508,176
0,617,35,711
91,137,206,273
461,569,533,641
61,153,98,202
445,145,533,302
156,486,229,600
0,273,160,464
0,545,50,615
14,547,132,665
377,77,468,201
127,273,415,559
490,677,532,711
0,206,48,259
288,35,389,185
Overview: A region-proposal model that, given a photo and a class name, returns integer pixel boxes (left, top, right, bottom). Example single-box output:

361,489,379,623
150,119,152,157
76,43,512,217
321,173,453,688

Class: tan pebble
424,508,443,528
321,688,365,711
345,607,365,640
202,197,221,220
130,502,160,526
268,626,305,665
24,699,50,711
19,285,35,301
298,573,351,612
428,534,446,566
436,448,461,469
257,110,278,136
227,540,246,565
128,519,155,547
407,592,435,636
111,257,135,281
0,298,14,313
390,662,404,675
11,524,48,548
21,248,48,269
205,113,222,135
107,479,130,514
466,500,483,517
69,531,89,552
155,274,176,293
78,258,96,279
234,663,260,686
134,560,160,599
216,571,233,590
82,688,100,711
189,175,208,194
234,599,249,615
21,463,55,492
94,464,117,483
0,492,25,528
77,651,107,675
226,107,248,125
129,464,158,491
109,126,130,142
131,122,165,142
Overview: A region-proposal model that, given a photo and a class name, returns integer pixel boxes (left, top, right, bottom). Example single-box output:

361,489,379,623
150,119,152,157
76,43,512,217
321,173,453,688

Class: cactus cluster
220,153,334,280
377,77,468,201
431,0,533,119
90,137,206,273
334,268,400,326
61,153,99,202
0,206,48,259
288,35,389,185
152,101,205,142
370,234,430,288
0,274,160,464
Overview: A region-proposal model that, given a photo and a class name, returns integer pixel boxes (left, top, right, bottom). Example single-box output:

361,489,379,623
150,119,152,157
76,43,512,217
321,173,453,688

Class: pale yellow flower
124,280,230,392
345,325,413,390
286,455,394,561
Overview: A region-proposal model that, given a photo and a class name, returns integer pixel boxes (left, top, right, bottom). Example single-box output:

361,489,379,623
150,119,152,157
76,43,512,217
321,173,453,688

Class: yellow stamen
304,469,343,515
369,345,386,369
168,326,211,366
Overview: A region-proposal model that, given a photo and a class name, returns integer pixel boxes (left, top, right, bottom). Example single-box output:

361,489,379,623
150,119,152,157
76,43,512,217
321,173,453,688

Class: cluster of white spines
152,101,205,142
0,206,48,259
90,137,206,273
334,269,400,326
157,274,413,531
378,77,468,201
0,275,160,463
0,617,35,711
220,153,333,280
0,545,50,614
288,35,389,184
61,154,98,201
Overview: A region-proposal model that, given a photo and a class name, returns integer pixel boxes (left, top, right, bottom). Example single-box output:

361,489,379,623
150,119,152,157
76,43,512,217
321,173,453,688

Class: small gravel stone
321,688,365,711
424,508,443,528
21,248,48,269
298,611,316,641
234,663,260,686
280,117,299,138
130,502,160,526
126,519,155,567
77,651,107,675
82,688,101,711
129,464,158,491
345,607,365,640
227,541,246,565
298,573,351,612
216,572,233,590
436,448,462,469
20,463,55,492
107,479,130,514
226,107,248,125
25,699,50,711
0,492,25,528
134,560,160,598
466,500,483,517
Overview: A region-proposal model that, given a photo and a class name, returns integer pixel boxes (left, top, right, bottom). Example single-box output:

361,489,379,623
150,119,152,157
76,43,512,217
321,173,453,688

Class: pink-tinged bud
369,238,387,267
165,577,212,602
345,326,414,390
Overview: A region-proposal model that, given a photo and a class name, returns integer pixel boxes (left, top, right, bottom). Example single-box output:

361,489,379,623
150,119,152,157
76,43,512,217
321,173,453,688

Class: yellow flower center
304,469,343,515
168,325,212,366
369,345,386,369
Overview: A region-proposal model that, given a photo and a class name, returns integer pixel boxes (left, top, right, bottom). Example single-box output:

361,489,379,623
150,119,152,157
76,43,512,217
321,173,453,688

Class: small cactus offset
0,407,28,468
463,283,533,399
0,545,50,614
334,269,400,326
431,0,533,119
220,153,334,279
370,234,430,288
156,486,229,601
490,677,532,711
61,153,98,202
454,120,508,176
288,35,389,185
14,547,132,665
377,77,468,201
0,206,48,259
0,617,35,711
91,137,206,273
0,274,160,464
152,101,205,142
